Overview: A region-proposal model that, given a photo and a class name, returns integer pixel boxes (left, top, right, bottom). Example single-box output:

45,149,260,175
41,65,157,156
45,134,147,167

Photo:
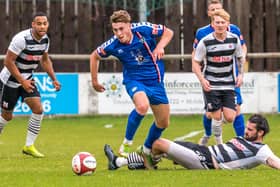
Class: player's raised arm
90,50,105,92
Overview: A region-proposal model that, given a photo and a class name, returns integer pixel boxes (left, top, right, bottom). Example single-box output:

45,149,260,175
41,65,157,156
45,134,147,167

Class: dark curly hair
248,114,270,137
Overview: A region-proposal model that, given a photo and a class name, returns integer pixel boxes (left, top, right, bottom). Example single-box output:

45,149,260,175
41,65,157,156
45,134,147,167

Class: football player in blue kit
193,0,247,145
90,10,173,169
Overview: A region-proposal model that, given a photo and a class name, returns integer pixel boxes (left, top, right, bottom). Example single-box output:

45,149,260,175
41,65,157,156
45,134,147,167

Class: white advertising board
78,73,278,114
240,72,278,113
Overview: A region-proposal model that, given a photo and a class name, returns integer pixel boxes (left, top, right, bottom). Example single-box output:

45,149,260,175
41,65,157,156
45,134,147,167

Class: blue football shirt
96,22,165,84
193,24,245,49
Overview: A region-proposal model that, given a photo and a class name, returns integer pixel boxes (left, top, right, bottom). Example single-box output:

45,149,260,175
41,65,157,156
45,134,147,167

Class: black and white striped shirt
0,28,49,88
194,31,243,90
208,137,274,169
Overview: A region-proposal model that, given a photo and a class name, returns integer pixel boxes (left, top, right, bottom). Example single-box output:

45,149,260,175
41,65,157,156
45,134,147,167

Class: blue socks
125,109,144,141
203,114,212,136
144,122,165,149
233,114,245,137
202,114,245,137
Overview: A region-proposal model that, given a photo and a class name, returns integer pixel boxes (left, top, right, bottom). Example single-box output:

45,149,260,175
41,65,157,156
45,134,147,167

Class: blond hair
110,10,131,24
211,9,230,22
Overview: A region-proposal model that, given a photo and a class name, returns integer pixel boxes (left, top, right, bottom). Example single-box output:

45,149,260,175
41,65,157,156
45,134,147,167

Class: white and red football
72,152,97,175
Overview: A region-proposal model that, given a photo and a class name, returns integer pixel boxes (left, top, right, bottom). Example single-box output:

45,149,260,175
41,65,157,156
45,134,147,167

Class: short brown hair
110,10,131,24
208,0,222,7
211,9,230,22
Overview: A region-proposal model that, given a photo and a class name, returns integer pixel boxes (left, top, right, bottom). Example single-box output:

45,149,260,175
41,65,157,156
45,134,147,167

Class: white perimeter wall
79,73,278,114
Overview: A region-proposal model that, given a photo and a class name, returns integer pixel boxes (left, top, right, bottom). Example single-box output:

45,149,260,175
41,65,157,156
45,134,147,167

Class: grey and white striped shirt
0,28,49,88
194,31,243,90
208,137,274,169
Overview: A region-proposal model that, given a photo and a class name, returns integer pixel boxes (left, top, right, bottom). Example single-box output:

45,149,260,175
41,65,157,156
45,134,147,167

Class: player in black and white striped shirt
104,114,280,170
0,12,61,158
192,9,245,145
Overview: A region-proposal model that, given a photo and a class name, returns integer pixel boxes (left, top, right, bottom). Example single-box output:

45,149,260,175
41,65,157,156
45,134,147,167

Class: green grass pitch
0,114,280,187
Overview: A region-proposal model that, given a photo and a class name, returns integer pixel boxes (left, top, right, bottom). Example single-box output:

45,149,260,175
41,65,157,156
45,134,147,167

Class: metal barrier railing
1,52,280,61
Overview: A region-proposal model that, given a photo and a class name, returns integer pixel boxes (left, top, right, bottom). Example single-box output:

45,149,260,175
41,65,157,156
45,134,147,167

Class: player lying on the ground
104,114,280,170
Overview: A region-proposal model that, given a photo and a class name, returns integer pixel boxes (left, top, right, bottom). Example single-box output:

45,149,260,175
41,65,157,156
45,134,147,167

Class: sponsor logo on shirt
212,56,232,62
118,49,124,54
230,138,246,151
26,55,41,61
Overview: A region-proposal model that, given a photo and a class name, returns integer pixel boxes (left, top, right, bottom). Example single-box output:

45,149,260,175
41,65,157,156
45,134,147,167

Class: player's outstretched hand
21,79,35,93
235,75,243,88
92,82,105,92
201,78,211,92
53,80,61,91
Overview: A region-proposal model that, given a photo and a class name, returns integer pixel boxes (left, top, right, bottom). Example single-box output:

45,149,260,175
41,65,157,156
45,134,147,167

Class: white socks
26,113,43,146
212,118,223,144
115,157,128,167
0,116,8,134
122,138,133,145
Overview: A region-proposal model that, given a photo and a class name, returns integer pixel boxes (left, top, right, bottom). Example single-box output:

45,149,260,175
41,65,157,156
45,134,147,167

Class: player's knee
152,139,161,148
136,104,149,115
156,119,169,128
205,112,212,119
235,105,241,115
2,113,13,121
152,138,170,153
225,115,235,123
152,138,165,150
31,107,43,114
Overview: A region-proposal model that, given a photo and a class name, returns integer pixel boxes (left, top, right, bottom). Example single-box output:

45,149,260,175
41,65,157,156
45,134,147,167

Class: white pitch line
174,130,204,141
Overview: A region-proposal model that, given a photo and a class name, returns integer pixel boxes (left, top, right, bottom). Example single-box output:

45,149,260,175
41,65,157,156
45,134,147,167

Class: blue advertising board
14,73,78,115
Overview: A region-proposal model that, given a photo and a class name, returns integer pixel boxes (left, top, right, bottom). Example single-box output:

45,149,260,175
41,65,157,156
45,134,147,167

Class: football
72,152,97,175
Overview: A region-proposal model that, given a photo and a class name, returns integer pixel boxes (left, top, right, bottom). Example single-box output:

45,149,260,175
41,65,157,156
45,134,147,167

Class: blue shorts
125,81,169,105
235,87,243,105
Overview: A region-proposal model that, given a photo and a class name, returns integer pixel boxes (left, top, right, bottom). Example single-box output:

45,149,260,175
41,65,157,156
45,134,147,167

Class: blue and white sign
14,73,78,115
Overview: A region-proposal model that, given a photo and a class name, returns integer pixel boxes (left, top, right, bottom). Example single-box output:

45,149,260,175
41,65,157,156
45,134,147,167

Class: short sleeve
96,37,116,58
234,38,244,58
8,34,26,55
256,145,274,164
194,40,206,62
45,38,50,53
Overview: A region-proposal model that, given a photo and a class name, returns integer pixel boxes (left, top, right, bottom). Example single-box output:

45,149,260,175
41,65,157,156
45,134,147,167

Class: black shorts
174,141,215,169
0,80,40,111
203,90,236,112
